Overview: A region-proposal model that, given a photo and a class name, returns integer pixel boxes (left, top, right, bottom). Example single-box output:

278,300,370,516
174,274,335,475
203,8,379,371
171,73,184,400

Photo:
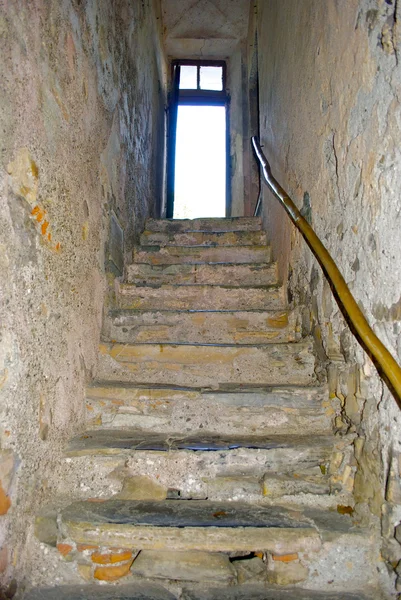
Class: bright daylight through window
172,63,226,219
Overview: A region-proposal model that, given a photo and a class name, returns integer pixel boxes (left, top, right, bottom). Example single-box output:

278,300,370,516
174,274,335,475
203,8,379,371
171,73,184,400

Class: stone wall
0,0,165,587
257,0,401,592
227,43,246,217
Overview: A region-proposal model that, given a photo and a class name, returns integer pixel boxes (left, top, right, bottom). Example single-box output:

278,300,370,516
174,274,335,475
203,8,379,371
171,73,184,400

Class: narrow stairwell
31,217,379,599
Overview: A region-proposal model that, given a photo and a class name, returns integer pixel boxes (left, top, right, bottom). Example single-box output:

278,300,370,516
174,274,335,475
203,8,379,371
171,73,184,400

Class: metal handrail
252,135,401,408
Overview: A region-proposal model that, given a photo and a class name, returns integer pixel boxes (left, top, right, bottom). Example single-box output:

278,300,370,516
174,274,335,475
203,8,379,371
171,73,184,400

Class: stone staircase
31,217,380,599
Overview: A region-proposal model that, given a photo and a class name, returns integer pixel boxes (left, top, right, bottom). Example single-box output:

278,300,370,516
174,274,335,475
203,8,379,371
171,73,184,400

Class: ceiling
160,0,251,59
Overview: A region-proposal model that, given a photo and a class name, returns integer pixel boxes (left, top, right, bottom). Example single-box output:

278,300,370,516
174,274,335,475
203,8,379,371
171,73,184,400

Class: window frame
166,59,230,218
172,59,227,106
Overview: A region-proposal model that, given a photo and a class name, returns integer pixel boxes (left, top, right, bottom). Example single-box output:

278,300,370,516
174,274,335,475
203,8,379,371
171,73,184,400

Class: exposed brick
0,483,11,515
56,543,73,557
93,560,133,581
272,553,299,562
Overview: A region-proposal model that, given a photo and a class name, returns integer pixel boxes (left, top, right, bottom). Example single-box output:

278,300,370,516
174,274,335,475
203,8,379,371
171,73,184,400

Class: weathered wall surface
0,0,165,588
257,0,401,592
228,44,246,216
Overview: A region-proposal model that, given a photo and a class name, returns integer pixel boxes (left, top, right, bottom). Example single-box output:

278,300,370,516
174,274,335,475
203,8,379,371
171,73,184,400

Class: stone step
116,283,284,312
140,230,267,248
58,499,322,553
96,340,316,388
203,472,334,503
66,430,338,457
181,585,373,600
132,245,271,266
56,433,352,503
24,584,177,600
145,217,263,233
104,309,298,346
131,550,236,584
126,262,278,286
23,583,374,600
85,383,331,435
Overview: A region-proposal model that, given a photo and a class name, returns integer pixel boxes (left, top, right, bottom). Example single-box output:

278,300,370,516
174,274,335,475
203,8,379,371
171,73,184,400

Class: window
167,61,229,219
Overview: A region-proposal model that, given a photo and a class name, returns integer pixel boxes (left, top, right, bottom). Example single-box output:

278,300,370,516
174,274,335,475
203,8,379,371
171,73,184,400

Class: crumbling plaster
257,0,401,591
0,0,165,587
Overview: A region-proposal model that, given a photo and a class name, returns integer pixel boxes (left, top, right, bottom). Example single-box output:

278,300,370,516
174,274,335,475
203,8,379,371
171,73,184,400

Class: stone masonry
30,217,384,599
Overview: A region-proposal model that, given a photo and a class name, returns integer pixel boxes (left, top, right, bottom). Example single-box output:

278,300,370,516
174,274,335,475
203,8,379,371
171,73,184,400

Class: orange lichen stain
212,511,227,519
82,222,89,240
272,553,299,562
4,431,10,437
31,205,45,222
267,312,289,329
94,560,132,581
56,543,73,557
92,550,133,565
337,504,354,516
0,483,11,515
30,206,61,251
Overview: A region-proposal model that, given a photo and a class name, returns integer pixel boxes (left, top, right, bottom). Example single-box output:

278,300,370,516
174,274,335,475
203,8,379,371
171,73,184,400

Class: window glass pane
179,65,197,89
199,66,223,91
174,106,226,218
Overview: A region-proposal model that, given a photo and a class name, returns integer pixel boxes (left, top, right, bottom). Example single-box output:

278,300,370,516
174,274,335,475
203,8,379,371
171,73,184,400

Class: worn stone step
105,309,297,345
140,230,267,248
59,499,322,553
126,262,277,286
66,430,337,457
24,584,374,600
24,584,176,600
203,472,335,503
132,245,271,266
56,434,351,503
181,585,373,600
117,283,284,312
96,340,316,388
85,383,331,435
262,473,332,498
131,550,236,583
145,217,263,233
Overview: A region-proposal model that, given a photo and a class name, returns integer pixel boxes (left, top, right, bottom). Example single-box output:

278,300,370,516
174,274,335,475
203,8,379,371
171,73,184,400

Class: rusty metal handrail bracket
252,136,401,408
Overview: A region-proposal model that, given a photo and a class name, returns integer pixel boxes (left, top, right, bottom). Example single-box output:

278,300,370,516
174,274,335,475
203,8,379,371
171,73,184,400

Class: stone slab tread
126,262,277,286
181,585,374,600
116,282,284,312
145,217,263,233
105,309,297,345
132,245,271,266
23,584,176,600
140,230,267,247
61,499,316,529
23,585,373,600
66,430,337,456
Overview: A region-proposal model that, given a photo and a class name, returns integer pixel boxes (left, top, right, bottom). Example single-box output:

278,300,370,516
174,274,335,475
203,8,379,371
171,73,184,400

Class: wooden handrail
252,136,401,408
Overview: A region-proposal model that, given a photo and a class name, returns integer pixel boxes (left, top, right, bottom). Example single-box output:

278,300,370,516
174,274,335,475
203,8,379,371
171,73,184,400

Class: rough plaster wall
228,44,246,216
257,0,401,592
0,0,165,587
